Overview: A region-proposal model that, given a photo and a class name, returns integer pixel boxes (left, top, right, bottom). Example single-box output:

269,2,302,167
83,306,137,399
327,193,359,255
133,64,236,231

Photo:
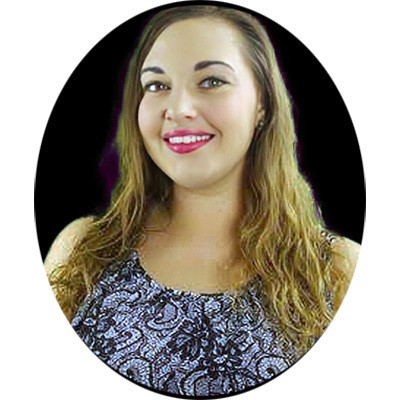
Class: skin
137,18,264,292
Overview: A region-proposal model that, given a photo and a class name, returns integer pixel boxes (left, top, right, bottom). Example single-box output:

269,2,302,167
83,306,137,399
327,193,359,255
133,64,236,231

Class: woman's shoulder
44,216,95,276
331,235,361,281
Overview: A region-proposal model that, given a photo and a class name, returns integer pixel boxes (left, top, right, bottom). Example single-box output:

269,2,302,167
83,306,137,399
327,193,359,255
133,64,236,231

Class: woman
44,4,360,397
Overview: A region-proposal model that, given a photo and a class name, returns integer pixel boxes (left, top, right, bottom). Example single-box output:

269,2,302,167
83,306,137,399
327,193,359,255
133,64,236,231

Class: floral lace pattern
72,251,300,397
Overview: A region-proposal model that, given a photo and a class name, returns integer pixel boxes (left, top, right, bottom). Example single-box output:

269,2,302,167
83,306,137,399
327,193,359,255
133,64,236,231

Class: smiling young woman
138,18,262,194
44,4,361,397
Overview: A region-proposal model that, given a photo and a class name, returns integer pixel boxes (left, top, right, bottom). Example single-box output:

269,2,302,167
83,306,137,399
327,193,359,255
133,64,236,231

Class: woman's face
138,18,263,191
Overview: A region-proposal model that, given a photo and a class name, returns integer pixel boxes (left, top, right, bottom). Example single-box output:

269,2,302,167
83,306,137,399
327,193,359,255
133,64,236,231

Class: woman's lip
164,135,215,154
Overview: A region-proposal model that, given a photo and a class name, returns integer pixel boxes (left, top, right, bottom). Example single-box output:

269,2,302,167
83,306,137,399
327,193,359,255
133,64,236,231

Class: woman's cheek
203,98,233,131
138,97,158,139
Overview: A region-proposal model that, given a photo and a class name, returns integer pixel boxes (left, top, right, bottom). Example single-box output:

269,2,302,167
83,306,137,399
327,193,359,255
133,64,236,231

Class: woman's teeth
167,135,211,144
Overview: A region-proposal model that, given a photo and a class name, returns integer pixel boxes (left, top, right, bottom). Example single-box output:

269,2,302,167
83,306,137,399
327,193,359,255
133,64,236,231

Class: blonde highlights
48,5,349,353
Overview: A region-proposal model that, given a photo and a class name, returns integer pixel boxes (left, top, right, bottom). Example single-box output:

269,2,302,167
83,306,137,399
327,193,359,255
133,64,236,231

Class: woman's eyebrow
194,60,235,72
141,60,235,76
141,66,165,76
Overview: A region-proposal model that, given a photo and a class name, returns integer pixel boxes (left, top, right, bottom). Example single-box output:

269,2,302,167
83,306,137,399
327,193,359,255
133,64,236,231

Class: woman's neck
141,169,250,291
168,176,243,244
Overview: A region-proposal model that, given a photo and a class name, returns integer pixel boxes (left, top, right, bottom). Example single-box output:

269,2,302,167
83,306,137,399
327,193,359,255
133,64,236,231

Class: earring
256,119,265,130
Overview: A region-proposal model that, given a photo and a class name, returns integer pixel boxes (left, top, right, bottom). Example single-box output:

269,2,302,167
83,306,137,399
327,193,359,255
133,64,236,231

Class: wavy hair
49,5,349,353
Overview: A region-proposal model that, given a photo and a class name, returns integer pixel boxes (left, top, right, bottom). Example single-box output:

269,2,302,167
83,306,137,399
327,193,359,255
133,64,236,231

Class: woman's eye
199,77,228,89
143,82,169,93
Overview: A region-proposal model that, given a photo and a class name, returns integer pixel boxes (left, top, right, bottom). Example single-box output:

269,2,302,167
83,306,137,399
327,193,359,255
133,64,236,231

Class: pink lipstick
162,129,215,154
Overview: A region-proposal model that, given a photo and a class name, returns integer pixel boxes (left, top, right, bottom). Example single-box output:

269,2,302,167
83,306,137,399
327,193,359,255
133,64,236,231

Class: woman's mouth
162,130,215,154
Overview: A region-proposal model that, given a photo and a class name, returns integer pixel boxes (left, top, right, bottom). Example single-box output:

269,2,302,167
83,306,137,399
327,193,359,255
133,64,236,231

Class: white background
1,0,399,399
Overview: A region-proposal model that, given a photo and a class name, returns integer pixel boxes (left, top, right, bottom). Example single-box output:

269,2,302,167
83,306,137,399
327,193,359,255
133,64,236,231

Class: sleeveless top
71,246,331,397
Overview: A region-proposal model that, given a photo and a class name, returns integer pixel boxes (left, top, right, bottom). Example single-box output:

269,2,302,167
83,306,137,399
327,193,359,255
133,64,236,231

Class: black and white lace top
71,251,303,397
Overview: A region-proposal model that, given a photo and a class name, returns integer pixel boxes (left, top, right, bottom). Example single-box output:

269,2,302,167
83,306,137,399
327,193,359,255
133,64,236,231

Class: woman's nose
164,88,198,122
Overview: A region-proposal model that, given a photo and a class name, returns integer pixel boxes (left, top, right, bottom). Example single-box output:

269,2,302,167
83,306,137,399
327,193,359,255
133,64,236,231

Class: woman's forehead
143,18,245,69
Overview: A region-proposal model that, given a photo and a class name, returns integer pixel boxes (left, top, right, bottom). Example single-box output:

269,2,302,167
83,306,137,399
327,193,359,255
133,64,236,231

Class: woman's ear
257,108,265,123
256,101,265,126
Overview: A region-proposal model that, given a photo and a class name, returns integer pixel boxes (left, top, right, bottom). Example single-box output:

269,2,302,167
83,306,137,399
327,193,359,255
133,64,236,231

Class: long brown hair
49,4,349,353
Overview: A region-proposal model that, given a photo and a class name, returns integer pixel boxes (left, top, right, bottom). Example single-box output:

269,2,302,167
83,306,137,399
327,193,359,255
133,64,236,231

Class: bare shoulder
44,216,95,275
332,236,361,281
